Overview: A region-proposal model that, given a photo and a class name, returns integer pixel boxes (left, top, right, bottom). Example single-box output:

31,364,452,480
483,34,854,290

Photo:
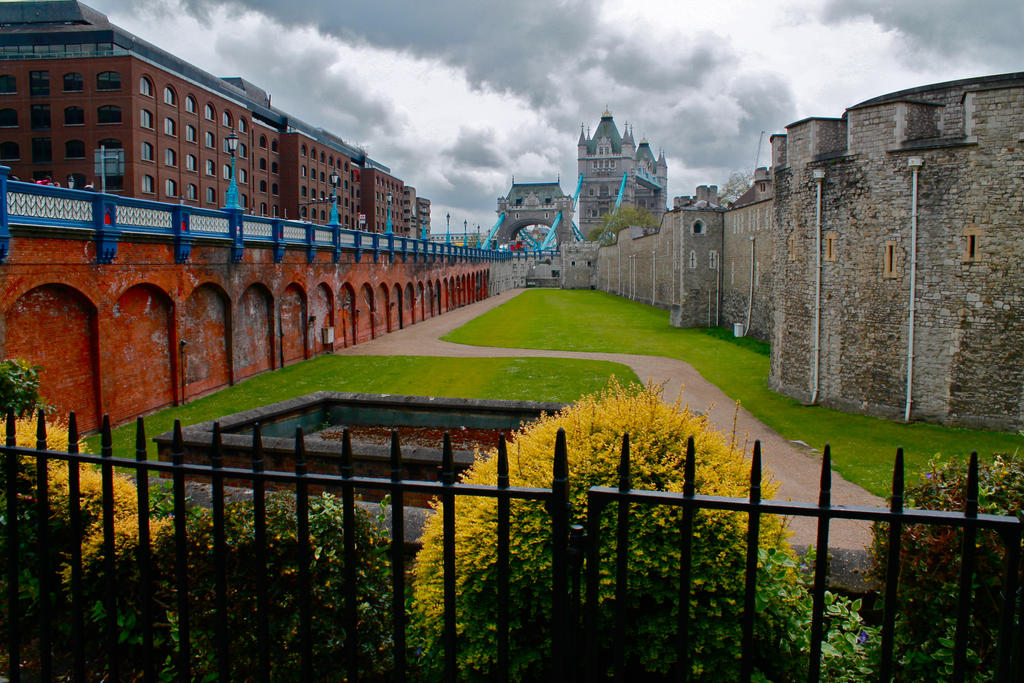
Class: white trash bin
733,323,744,337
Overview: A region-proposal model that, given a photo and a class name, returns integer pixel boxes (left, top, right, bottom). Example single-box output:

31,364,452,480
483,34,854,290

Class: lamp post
386,191,393,234
463,219,468,245
225,131,240,210
328,169,340,226
445,212,451,244
476,223,481,247
420,212,427,241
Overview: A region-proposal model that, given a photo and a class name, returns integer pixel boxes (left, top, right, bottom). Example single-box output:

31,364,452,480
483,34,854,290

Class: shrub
0,359,48,417
870,453,1024,681
410,380,874,680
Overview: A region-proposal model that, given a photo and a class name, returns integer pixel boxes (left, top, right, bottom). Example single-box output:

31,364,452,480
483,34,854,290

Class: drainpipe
744,236,754,335
905,158,923,422
811,169,826,404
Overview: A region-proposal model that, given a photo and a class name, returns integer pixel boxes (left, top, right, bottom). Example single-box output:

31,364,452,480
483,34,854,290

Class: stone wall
770,73,1024,431
722,199,773,340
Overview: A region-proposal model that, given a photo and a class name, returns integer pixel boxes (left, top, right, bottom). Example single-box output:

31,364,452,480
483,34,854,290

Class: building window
185,154,197,171
882,241,900,279
273,205,279,216
165,178,177,196
206,187,216,203
0,108,15,126
0,141,18,160
238,168,247,184
64,139,85,159
163,117,176,136
165,148,176,166
163,87,176,105
259,180,267,192
140,141,154,161
204,103,215,120
205,159,215,176
142,174,155,193
238,118,246,133
260,202,267,215
709,250,719,270
64,106,84,126
96,71,121,91
184,95,196,113
97,105,122,124
223,164,230,180
97,138,122,150
963,227,983,263
824,232,838,262
271,183,278,195
187,183,197,200
30,105,51,129
205,131,215,148
301,144,307,157
185,124,196,142
139,76,153,96
140,109,153,129
238,142,247,158
301,166,306,178
29,71,49,97
688,250,697,269
221,111,231,127
300,186,307,198
258,157,266,170
0,75,15,94
692,221,704,235
258,134,267,148
63,72,83,92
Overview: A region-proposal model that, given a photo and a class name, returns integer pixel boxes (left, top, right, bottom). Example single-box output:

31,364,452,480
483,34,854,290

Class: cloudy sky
90,0,1021,235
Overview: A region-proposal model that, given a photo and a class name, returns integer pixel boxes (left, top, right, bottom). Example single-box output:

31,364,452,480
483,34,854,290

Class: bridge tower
493,180,575,247
577,110,668,238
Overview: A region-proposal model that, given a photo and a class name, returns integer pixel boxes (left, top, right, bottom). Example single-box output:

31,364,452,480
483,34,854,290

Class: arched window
270,140,278,152
692,221,704,235
301,166,306,178
184,95,196,113
222,164,230,180
260,202,266,215
301,206,307,218
258,157,266,170
0,141,18,160
0,75,15,94
64,139,85,159
259,180,267,192
63,72,83,92
271,161,278,174
221,110,231,127
204,103,215,121
206,187,216,203
185,124,196,142
140,141,154,161
97,105,122,124
300,186,307,198
97,138,122,149
142,174,155,193
139,76,153,96
301,144,307,157
271,183,278,195
238,142,247,158
320,151,325,163
96,71,121,91
186,154,197,171
163,117,175,136
0,108,16,126
688,250,697,269
238,168,247,184
64,106,84,125
163,87,176,105
205,131,215,148
187,183,197,200
258,134,267,148
165,148,176,166
205,159,215,176
238,118,246,133
165,178,177,196
140,109,153,128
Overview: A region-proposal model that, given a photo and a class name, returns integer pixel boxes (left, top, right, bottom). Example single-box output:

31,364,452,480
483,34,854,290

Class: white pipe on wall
744,237,755,335
905,158,923,422
811,169,825,404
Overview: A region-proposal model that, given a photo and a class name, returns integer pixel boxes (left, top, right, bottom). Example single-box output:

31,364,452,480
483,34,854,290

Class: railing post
332,223,342,263
271,219,285,263
550,428,570,681
92,192,120,263
305,222,316,263
0,165,10,262
227,206,244,263
4,409,19,683
372,232,380,263
353,230,362,262
171,205,192,263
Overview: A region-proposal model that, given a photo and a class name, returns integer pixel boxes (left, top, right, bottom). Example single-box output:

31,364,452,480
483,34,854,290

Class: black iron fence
3,409,1022,682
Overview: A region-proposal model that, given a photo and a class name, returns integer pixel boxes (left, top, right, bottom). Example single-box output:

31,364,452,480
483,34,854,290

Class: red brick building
0,0,413,232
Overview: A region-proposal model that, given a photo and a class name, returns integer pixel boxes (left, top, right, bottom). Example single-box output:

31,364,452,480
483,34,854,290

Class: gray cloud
448,128,505,169
820,0,1024,66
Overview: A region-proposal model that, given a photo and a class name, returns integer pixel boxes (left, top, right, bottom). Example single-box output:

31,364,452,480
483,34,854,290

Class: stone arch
310,282,334,354
109,283,175,425
436,279,443,314
360,283,375,340
378,282,392,334
339,283,357,347
407,282,418,324
3,284,101,431
280,283,308,365
182,282,231,400
393,283,404,330
235,282,274,380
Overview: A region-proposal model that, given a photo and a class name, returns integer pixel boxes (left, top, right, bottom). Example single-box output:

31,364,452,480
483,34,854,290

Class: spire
578,123,587,145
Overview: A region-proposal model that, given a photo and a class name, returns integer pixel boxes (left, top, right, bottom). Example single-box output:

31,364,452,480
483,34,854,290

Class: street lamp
420,212,427,241
386,191,393,234
476,223,481,247
225,131,240,210
328,169,340,226
445,212,451,244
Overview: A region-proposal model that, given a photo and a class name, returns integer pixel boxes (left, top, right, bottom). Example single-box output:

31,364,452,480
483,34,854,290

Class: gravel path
335,288,884,556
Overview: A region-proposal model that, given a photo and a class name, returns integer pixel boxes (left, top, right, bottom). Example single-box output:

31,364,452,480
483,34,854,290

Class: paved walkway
336,288,884,555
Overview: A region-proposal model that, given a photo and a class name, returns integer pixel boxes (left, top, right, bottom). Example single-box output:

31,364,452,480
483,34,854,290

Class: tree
589,205,658,245
719,169,754,205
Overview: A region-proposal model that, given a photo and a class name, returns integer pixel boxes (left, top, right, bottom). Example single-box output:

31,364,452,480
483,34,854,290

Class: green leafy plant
0,358,49,417
871,453,1024,681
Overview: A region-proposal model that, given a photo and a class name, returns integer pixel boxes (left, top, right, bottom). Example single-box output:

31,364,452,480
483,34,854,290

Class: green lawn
85,354,638,459
443,289,1024,497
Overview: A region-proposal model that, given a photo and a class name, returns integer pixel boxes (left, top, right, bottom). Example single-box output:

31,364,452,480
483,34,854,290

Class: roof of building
847,71,1024,111
587,112,623,155
635,141,656,164
505,181,564,204
0,0,385,170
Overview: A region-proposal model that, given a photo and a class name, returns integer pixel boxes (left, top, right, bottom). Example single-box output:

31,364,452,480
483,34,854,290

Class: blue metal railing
0,166,511,265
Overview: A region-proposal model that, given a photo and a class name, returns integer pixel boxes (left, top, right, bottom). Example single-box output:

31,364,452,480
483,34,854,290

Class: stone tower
577,110,668,237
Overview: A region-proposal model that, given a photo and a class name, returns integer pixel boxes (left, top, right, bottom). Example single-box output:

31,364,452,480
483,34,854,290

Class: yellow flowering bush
410,380,805,680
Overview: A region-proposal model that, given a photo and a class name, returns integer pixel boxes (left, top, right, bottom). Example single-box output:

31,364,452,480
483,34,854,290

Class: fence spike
35,408,47,450
819,444,832,507
553,427,568,487
891,448,904,512
67,412,79,454
171,419,184,466
497,434,509,489
618,433,630,492
684,436,695,498
390,429,402,481
340,427,353,478
749,440,762,504
442,432,454,486
135,417,146,462
100,414,112,458
294,427,307,476
4,408,14,446
211,422,224,469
